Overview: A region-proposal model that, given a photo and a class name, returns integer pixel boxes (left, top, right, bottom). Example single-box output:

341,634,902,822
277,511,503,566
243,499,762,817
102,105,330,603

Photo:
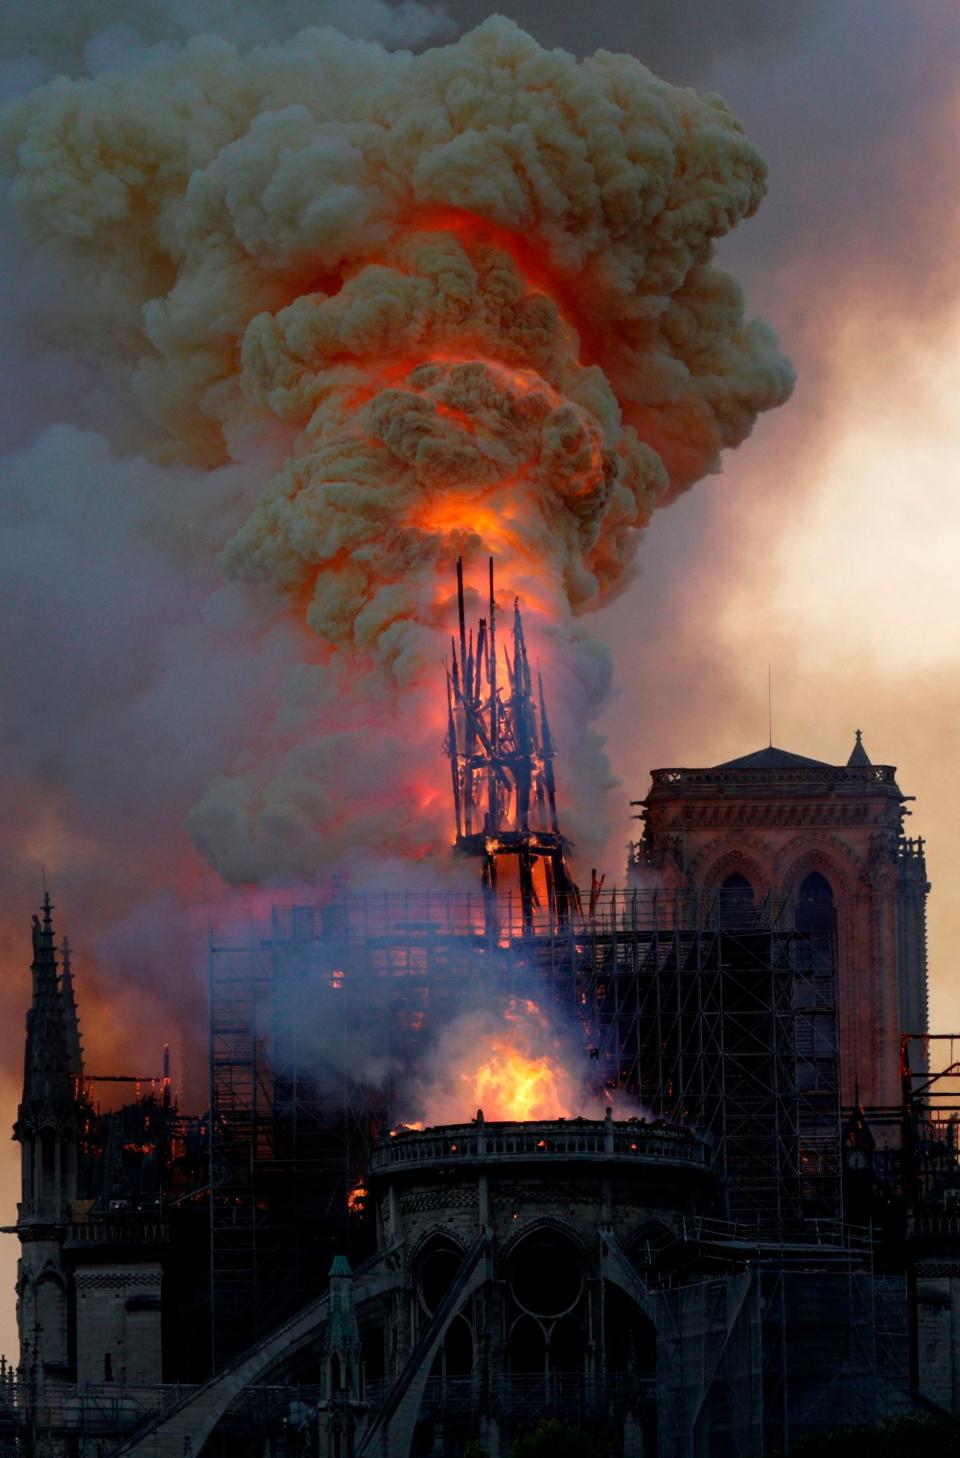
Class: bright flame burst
469,1040,577,1121
416,995,582,1124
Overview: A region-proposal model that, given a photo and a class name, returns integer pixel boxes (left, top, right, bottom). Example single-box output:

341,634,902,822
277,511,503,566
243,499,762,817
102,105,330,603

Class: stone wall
74,1264,163,1386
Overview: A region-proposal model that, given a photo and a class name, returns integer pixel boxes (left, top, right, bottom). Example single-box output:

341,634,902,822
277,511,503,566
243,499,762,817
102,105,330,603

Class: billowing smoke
0,0,454,79
1,16,792,886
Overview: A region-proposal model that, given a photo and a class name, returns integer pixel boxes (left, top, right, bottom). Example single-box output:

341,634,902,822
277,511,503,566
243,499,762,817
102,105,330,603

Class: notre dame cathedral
9,728,957,1458
631,730,929,1110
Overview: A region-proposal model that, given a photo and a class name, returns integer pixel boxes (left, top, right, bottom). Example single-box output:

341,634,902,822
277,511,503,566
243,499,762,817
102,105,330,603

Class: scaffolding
208,911,374,1369
653,1223,912,1457
208,886,842,1370
548,887,843,1224
899,1032,960,1207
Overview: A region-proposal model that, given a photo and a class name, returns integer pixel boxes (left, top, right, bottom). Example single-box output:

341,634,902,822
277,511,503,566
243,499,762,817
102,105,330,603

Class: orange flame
408,996,588,1126
468,1039,577,1121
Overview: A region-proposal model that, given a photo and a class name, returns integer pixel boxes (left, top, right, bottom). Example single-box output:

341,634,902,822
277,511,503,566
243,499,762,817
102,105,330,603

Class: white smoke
0,1,453,78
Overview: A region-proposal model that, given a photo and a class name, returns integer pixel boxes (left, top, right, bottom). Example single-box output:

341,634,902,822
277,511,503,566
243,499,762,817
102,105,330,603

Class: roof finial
767,664,773,748
847,728,872,768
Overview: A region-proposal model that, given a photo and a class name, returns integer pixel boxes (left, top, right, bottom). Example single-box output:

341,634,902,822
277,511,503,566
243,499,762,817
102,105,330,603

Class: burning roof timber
445,558,577,929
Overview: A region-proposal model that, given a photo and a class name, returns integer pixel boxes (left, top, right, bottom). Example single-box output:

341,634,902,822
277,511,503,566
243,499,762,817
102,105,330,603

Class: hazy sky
0,1,958,1359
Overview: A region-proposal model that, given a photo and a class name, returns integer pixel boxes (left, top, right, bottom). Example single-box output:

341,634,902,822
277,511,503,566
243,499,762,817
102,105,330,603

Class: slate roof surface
713,746,833,770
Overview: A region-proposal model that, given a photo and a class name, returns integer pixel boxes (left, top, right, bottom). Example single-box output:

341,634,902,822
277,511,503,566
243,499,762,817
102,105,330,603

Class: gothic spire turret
21,893,75,1109
59,937,83,1081
317,1254,367,1452
14,896,86,1376
847,728,872,767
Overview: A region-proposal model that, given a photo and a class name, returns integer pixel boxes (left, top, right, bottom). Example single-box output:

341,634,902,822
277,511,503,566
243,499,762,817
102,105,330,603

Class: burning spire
446,558,577,929
1,18,795,883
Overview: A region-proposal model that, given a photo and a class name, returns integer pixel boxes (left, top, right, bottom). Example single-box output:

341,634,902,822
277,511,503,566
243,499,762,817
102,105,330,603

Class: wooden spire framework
445,558,578,930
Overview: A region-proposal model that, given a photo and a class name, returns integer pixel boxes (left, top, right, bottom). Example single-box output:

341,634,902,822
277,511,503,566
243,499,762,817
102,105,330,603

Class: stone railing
67,1220,169,1246
646,765,898,791
370,1117,711,1177
910,1215,960,1237
363,1371,656,1419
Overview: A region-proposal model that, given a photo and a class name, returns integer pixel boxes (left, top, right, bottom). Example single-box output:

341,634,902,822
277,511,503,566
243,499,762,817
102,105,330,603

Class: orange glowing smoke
0,20,795,883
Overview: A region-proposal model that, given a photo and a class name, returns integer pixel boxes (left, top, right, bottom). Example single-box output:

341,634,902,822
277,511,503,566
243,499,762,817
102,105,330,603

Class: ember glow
346,1179,368,1216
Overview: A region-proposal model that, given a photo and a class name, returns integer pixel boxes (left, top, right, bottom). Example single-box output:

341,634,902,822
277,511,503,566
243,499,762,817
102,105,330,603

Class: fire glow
469,1042,577,1122
413,995,583,1125
0,18,796,884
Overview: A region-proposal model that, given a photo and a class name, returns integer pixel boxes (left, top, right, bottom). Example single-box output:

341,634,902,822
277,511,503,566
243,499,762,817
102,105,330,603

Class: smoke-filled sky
1,1,958,1359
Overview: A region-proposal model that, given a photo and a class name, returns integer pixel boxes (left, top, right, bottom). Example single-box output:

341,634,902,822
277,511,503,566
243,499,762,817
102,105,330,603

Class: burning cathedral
6,560,954,1458
3,15,959,1458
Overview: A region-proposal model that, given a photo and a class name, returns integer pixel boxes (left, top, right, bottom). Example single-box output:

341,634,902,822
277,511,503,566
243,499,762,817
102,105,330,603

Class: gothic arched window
414,1235,464,1317
509,1314,546,1374
506,1229,586,1376
441,1314,474,1376
718,872,756,928
795,872,837,934
549,1315,586,1373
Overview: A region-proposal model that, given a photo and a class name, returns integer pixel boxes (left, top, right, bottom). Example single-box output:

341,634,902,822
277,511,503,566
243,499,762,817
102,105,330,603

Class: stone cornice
642,764,902,796
649,801,895,832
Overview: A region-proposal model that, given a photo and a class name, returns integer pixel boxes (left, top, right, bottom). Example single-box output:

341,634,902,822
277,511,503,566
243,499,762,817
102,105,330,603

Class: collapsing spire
445,559,578,930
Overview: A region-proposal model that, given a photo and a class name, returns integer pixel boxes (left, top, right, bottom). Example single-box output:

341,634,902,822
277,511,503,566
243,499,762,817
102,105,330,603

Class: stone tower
631,733,929,1111
13,894,85,1386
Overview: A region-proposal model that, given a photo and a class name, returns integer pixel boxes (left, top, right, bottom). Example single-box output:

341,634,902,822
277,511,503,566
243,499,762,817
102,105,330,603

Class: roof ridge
713,745,832,770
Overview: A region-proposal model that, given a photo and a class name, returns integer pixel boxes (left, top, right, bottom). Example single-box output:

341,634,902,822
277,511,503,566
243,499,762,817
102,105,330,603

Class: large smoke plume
1,15,792,886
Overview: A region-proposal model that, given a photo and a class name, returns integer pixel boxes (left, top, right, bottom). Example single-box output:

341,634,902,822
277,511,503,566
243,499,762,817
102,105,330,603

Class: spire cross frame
444,558,578,931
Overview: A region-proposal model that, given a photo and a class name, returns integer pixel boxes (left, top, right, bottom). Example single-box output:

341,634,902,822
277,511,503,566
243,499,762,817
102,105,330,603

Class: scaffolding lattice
654,1227,912,1458
543,888,843,1223
209,912,375,1369
209,885,843,1366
